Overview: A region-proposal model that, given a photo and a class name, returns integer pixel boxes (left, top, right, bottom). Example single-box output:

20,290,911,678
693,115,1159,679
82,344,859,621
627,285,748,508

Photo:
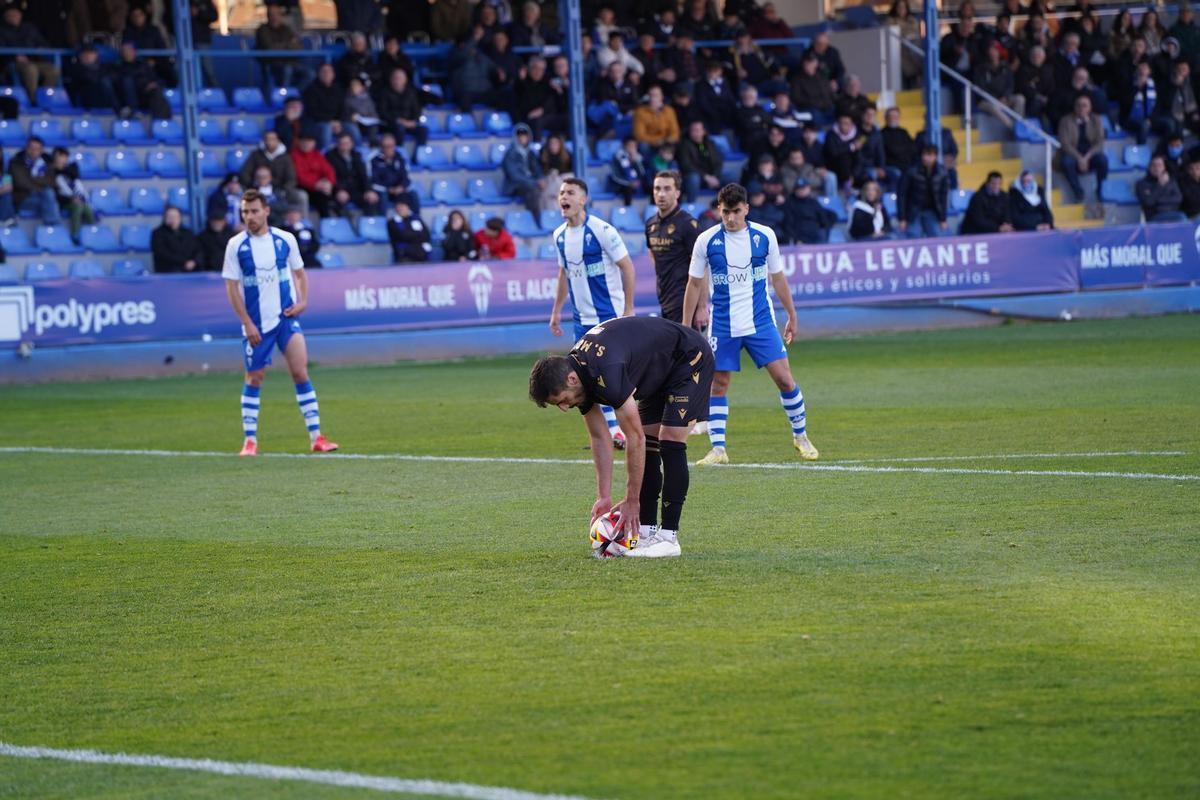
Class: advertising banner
1078,221,1200,289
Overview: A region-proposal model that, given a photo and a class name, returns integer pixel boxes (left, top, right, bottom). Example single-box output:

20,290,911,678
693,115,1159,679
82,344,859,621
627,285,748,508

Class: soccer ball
590,513,637,558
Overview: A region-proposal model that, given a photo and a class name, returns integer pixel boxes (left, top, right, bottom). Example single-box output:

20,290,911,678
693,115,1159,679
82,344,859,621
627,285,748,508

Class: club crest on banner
467,264,494,317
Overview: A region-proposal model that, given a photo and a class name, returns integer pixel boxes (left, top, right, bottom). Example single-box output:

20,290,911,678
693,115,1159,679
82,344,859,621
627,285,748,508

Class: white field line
0,742,603,800
1,446,1197,482
822,450,1187,464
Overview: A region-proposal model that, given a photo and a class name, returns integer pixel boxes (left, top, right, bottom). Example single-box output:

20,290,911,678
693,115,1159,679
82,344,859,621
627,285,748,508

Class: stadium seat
130,187,166,215
0,263,18,283
69,259,107,278
151,118,184,144
119,223,153,251
0,226,36,255
539,209,561,230
196,87,232,113
1123,145,1151,170
270,86,300,107
447,113,482,138
36,225,84,254
883,192,898,217
226,148,250,172
197,118,229,145
468,210,490,231
828,227,848,244
431,178,470,205
229,118,264,144
643,204,658,221
357,215,389,243
413,145,450,169
483,111,513,136
319,217,364,244
466,177,508,203
79,224,123,253
818,194,848,222
72,151,109,180
0,119,24,147
1014,117,1045,143
1102,180,1138,205
453,144,491,170
167,186,190,211
625,237,646,256
24,262,63,281
595,139,622,162
949,189,973,215
36,87,78,114
429,213,449,241
148,150,186,178
317,251,345,268
0,86,28,109
610,206,643,233
515,242,532,259
71,119,113,146
195,149,226,178
840,4,879,27
422,113,450,140
112,258,148,277
489,142,509,166
681,202,704,218
232,87,270,112
92,187,133,216
162,88,183,111
505,210,542,238
112,119,154,145
537,242,558,259
28,118,68,146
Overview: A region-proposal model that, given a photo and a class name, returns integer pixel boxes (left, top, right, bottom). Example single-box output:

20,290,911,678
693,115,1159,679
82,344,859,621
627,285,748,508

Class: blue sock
295,381,321,441
600,405,620,434
780,385,806,435
708,396,728,449
241,384,261,440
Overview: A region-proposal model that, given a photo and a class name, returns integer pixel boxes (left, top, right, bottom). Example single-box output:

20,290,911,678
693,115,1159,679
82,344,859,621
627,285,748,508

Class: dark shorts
638,344,715,428
659,303,683,324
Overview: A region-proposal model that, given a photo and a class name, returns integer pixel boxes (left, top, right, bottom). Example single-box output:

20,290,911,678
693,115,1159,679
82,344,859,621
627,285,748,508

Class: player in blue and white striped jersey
548,177,637,449
222,189,338,457
681,183,818,464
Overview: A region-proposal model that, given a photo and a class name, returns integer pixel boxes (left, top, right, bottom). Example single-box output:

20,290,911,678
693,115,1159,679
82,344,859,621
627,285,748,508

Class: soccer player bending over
529,316,715,558
548,177,636,450
682,183,818,465
223,189,338,456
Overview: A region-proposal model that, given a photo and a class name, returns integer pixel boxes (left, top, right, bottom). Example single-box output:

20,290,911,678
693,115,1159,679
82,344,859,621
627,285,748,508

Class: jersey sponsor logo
467,264,494,316
0,285,158,340
597,375,606,388
567,263,608,279
668,394,688,404
711,266,768,285
667,224,675,234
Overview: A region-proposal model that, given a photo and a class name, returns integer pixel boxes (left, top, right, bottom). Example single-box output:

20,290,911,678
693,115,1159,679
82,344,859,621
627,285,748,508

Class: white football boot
793,433,819,461
626,529,682,558
696,446,729,466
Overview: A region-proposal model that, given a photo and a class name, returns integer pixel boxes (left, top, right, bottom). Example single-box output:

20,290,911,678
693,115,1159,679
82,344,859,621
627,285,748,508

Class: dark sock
639,435,662,527
660,440,689,531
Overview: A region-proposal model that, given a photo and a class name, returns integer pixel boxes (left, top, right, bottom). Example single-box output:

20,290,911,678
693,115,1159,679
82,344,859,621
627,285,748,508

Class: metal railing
886,29,1061,208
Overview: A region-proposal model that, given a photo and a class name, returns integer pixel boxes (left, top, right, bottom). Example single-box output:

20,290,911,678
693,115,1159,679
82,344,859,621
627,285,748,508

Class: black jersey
568,316,713,421
645,205,700,323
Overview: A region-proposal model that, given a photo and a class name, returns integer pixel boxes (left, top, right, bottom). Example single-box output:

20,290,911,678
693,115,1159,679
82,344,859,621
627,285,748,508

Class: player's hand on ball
591,496,613,524
611,499,640,535
245,323,262,346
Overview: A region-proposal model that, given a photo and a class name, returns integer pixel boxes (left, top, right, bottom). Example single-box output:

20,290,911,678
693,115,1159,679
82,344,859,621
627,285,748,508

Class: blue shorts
713,327,788,372
244,318,302,372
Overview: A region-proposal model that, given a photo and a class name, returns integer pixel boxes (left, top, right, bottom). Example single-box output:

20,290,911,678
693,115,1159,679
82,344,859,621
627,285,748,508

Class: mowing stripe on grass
0,742,603,800
824,451,1187,464
2,446,1198,482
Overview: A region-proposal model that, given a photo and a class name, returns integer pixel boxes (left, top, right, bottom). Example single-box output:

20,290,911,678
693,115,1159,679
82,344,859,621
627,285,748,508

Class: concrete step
1053,203,1087,222
1058,217,1106,229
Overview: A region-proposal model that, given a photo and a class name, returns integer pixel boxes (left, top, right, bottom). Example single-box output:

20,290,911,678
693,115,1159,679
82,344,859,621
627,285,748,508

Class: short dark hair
561,176,589,195
654,170,682,190
921,144,939,155
717,183,748,209
485,216,505,231
241,188,269,208
987,170,1002,182
529,355,574,407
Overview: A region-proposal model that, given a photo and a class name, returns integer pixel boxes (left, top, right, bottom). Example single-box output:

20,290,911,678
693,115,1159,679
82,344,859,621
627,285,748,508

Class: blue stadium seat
413,145,450,169
92,187,133,215
28,118,68,146
120,224,153,251
229,118,264,144
537,242,558,259
818,194,848,221
422,114,450,140
609,206,643,233
36,87,78,114
467,177,508,203
112,258,149,277
483,111,513,136
883,192,898,217
626,237,647,255
1014,117,1045,143
505,210,542,237
151,118,184,144
357,215,389,243
0,263,18,283
828,227,848,244
79,224,123,253
431,178,470,205
162,88,183,111
25,262,63,281
0,226,36,254
0,86,29,109
197,118,229,145
681,202,704,218
72,151,109,180
36,225,84,254
196,88,232,113
840,4,879,28
195,150,226,178
1123,144,1151,170
643,204,659,221
429,213,449,241
539,209,561,230
232,87,270,112
595,139,622,162
148,150,186,178
453,144,491,170
447,113,482,138
949,189,973,214
320,217,364,244
69,259,107,278
226,148,250,172
71,119,113,145
515,242,532,259
112,119,154,145
317,251,345,268
130,187,166,215
271,86,300,107
0,119,24,147
489,142,509,166
167,186,190,211
468,210,490,231
1101,180,1138,205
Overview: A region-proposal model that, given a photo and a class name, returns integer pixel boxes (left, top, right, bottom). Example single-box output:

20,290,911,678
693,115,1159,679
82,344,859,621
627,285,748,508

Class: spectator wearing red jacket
474,217,516,260
290,132,337,217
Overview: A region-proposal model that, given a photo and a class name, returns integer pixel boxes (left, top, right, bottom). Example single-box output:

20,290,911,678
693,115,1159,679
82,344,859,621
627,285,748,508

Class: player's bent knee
244,371,265,386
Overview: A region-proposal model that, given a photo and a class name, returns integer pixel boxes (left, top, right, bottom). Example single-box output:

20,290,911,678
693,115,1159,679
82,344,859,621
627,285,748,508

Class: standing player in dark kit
645,170,704,326
529,316,715,558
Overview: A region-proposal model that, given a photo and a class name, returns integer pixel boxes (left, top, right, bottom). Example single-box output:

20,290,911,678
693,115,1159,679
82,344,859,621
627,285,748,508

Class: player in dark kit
529,316,715,558
645,170,705,326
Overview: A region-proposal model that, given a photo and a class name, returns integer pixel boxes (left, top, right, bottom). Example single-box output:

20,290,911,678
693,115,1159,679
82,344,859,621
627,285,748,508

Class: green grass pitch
1,315,1198,799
